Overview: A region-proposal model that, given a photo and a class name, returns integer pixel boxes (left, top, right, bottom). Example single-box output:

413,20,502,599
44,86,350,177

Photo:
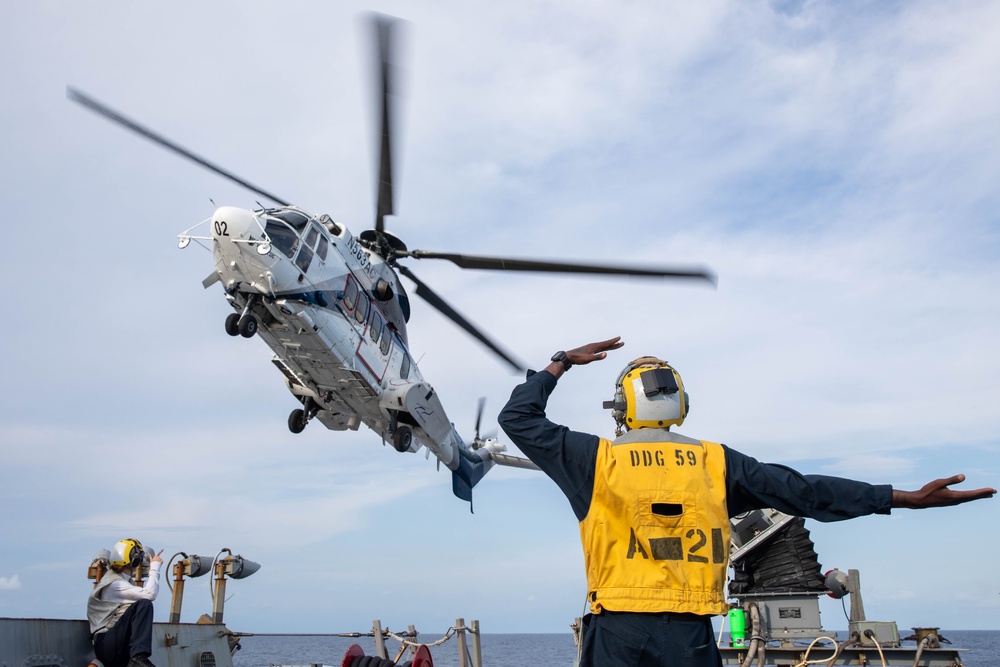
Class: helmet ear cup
612,389,625,422
130,540,145,569
607,358,689,433
113,538,144,569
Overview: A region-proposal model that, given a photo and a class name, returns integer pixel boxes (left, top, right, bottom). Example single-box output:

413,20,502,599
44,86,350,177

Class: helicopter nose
211,206,258,241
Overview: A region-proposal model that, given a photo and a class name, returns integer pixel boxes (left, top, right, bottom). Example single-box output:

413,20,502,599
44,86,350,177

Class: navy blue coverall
498,370,893,667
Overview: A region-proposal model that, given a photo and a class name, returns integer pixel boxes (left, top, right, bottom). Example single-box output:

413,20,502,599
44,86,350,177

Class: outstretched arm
892,474,996,509
498,336,624,521
543,336,625,379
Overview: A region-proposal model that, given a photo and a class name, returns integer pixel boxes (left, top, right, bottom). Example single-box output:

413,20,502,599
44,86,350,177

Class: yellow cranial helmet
604,357,690,435
110,538,144,569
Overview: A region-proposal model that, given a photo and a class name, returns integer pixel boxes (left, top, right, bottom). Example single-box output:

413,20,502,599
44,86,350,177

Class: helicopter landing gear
288,398,318,434
227,295,260,338
238,314,258,338
392,425,413,453
288,408,307,434
224,313,240,336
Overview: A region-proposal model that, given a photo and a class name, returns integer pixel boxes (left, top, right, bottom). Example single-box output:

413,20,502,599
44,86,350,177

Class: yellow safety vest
579,429,730,615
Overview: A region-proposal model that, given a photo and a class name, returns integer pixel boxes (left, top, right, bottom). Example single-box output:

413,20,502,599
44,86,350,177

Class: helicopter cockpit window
342,277,358,310
304,226,319,250
400,352,411,380
355,292,370,325
316,235,329,262
271,210,310,232
397,279,411,322
295,242,314,273
264,219,298,259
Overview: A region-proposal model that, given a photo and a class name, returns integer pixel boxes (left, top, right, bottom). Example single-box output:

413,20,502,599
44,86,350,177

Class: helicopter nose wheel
227,312,258,338
226,295,260,338
238,314,258,338
392,425,413,452
224,313,240,337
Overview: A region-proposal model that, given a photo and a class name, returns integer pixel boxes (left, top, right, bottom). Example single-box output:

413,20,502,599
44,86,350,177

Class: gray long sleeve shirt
498,370,893,522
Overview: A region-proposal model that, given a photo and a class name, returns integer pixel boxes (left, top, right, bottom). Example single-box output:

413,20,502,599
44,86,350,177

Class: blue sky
1,0,998,636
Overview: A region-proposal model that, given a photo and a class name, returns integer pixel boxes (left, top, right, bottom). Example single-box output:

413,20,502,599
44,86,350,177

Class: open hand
892,474,996,509
566,337,625,366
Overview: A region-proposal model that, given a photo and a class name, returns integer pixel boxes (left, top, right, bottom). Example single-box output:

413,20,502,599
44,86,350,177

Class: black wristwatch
551,351,573,371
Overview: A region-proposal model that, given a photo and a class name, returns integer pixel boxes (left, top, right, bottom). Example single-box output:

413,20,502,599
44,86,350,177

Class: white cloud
0,0,997,633
0,576,22,591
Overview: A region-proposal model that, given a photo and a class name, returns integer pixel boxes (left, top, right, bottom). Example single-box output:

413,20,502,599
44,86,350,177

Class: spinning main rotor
68,14,715,372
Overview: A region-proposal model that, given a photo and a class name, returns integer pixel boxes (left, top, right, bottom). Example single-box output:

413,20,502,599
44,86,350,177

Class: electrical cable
209,548,232,604
792,636,840,667
864,630,888,667
164,552,186,593
911,636,931,667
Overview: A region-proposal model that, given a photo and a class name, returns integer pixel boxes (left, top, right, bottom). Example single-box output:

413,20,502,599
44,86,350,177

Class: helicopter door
315,231,329,263
294,228,316,273
339,276,388,378
294,224,328,274
356,308,391,380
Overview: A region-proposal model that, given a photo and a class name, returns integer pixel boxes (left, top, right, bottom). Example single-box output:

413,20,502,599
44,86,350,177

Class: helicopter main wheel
288,408,307,434
392,425,413,453
224,313,240,337
238,314,258,338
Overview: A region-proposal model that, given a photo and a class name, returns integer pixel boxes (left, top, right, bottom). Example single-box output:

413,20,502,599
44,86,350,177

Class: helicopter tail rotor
452,399,540,507
472,396,486,447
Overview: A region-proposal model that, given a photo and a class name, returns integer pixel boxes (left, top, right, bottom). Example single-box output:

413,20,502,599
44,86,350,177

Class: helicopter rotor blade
67,87,291,207
396,265,526,372
402,250,717,285
371,13,400,235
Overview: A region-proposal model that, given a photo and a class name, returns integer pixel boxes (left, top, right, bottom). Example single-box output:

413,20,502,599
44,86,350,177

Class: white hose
792,636,840,667
864,630,888,667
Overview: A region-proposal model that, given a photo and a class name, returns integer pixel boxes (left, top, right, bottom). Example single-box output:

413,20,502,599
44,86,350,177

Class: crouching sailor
87,538,163,667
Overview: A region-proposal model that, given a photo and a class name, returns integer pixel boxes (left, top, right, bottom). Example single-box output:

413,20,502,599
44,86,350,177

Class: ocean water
234,633,577,667
234,630,1000,666
910,631,1000,667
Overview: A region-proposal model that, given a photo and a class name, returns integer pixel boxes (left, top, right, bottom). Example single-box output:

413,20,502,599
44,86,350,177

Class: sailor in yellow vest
498,337,995,667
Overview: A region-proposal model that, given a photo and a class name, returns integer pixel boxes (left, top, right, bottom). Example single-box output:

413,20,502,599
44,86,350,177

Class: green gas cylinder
728,607,746,648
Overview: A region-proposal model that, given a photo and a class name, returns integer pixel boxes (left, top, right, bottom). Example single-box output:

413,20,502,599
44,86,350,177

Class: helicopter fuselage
189,205,480,478
69,15,705,504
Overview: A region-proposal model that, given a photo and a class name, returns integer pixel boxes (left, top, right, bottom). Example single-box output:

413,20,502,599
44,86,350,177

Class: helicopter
68,14,715,504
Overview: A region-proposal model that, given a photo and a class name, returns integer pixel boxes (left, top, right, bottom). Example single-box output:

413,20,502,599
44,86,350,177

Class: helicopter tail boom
451,447,493,504
451,438,540,504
